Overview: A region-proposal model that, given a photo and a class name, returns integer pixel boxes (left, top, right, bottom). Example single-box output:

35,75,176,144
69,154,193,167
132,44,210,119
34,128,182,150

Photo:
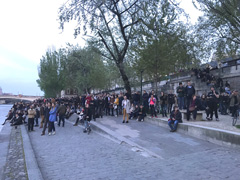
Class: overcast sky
0,0,202,96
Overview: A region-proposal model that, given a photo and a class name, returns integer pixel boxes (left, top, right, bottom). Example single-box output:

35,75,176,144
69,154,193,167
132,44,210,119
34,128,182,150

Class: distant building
61,88,78,98
0,87,2,95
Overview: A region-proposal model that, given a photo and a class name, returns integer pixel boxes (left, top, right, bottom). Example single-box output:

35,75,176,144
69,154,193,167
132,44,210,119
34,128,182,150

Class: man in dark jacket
89,96,96,121
207,86,219,121
185,81,195,109
97,96,104,118
41,102,51,136
142,90,149,113
57,102,67,127
168,106,182,132
177,82,185,110
137,104,146,122
133,91,140,106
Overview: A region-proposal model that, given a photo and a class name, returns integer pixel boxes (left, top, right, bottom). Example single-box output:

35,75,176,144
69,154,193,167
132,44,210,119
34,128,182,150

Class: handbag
189,106,195,111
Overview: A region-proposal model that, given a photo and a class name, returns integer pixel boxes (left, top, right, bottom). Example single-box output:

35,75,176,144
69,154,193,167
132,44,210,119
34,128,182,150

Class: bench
180,110,205,121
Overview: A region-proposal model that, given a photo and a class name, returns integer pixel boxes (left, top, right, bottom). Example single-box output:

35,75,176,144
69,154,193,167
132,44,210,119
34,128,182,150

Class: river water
0,104,13,132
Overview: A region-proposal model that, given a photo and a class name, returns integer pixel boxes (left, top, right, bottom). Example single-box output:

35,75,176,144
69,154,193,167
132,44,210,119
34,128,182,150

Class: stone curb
21,125,44,180
0,124,11,180
145,117,240,148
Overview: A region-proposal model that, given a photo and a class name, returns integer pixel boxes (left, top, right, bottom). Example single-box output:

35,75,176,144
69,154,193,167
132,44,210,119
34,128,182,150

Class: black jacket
138,107,146,116
170,110,182,123
185,85,195,99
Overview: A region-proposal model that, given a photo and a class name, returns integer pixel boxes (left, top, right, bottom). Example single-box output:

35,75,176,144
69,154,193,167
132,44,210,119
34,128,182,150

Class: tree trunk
116,61,132,97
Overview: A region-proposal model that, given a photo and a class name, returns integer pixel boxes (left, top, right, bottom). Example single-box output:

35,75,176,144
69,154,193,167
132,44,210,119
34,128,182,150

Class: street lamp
140,69,144,104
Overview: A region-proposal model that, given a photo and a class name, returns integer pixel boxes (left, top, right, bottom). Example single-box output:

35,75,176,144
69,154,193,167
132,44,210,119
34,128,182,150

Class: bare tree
59,0,147,95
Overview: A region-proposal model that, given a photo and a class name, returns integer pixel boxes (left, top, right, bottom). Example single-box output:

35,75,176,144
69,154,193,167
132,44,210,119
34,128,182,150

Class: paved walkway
27,115,240,180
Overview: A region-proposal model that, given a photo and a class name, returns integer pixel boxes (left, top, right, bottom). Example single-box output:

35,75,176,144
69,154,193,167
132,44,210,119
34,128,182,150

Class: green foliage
130,0,199,88
65,46,107,94
37,45,108,97
36,49,66,98
194,0,240,59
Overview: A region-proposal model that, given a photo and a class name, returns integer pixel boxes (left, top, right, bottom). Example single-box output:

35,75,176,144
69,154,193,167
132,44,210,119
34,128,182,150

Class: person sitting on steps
137,104,146,122
168,106,182,132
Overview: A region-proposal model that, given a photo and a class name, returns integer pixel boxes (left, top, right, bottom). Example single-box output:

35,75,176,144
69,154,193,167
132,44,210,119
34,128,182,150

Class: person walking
28,105,36,132
49,102,58,135
122,95,131,123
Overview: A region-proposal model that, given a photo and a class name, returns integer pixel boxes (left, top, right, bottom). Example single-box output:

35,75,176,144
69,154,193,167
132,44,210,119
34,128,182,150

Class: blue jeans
84,120,90,130
168,120,179,131
178,97,184,110
58,114,65,126
161,104,167,117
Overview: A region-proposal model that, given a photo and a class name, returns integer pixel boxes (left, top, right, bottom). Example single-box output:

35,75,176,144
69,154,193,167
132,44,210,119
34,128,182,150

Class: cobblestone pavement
2,126,28,180
28,116,240,180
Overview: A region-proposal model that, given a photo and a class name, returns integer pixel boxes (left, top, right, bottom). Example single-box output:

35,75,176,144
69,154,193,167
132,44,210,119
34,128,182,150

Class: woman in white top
122,96,131,123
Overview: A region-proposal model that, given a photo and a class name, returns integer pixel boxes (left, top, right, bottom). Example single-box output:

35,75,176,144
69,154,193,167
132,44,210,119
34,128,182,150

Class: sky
0,0,202,96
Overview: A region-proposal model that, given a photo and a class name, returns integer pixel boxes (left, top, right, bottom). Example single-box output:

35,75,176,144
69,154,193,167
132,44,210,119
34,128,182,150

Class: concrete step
145,116,240,148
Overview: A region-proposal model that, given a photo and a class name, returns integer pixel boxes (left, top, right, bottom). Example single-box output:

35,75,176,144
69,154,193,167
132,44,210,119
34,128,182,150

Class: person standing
176,82,185,110
39,103,45,128
104,94,110,116
41,102,51,136
109,95,115,116
122,95,131,123
83,104,91,133
229,90,240,117
28,105,36,132
118,93,124,115
89,96,96,121
207,86,220,121
187,95,201,121
98,96,104,118
114,95,119,117
142,90,149,113
57,102,67,127
34,105,40,127
49,102,58,135
160,92,168,117
167,91,175,114
185,81,195,110
148,95,157,118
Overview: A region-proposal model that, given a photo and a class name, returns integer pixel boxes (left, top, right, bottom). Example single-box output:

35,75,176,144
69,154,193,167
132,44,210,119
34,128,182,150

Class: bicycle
232,109,239,126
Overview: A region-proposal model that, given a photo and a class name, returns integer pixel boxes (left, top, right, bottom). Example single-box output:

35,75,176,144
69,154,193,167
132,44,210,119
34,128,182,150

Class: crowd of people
2,75,240,133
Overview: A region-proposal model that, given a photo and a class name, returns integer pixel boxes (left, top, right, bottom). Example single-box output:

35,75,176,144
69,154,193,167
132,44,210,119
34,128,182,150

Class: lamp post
140,69,144,104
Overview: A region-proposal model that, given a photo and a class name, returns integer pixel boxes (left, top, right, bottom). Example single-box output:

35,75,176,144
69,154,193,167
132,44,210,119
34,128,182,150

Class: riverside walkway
1,113,240,180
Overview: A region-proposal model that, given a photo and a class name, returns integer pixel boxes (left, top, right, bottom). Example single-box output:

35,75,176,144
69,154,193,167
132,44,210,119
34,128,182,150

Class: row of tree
37,0,240,97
